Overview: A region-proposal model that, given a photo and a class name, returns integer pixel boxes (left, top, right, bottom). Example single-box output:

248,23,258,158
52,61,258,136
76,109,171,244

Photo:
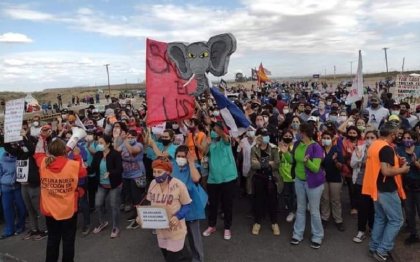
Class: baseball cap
388,115,400,122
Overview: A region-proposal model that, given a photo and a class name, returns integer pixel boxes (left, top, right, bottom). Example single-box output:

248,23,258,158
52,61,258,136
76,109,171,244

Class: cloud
0,32,33,43
3,7,55,21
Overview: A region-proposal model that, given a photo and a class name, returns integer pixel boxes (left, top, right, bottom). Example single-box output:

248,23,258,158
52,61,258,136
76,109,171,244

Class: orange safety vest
362,140,406,201
40,159,79,220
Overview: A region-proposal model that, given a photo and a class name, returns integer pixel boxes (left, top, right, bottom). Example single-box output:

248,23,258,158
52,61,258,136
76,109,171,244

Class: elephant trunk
193,73,209,97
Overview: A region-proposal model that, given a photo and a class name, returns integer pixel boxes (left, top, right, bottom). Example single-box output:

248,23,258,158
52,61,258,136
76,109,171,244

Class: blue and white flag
210,87,251,137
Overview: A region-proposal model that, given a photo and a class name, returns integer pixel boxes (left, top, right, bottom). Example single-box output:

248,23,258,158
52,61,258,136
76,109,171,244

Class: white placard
4,98,25,143
394,74,420,106
16,159,29,183
136,206,169,229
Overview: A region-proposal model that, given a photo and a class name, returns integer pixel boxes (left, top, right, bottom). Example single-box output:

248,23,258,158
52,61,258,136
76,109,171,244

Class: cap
308,116,318,122
105,108,114,117
152,157,173,173
388,114,400,122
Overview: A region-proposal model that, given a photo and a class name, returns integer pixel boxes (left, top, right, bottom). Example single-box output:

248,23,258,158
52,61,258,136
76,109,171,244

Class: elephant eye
187,52,195,59
200,51,209,58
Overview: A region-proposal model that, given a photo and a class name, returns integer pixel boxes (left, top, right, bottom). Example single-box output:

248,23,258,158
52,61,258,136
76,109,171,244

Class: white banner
346,50,363,104
394,75,420,105
136,206,169,229
4,98,25,143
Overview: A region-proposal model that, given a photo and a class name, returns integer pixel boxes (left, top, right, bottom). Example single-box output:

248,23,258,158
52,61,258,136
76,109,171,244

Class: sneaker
272,224,280,236
93,221,109,234
110,228,120,239
310,241,321,249
251,223,261,235
350,209,358,215
336,222,345,232
202,227,216,237
126,220,140,230
286,212,295,223
353,231,366,243
34,231,48,241
290,238,300,245
404,234,420,245
224,229,231,240
82,226,91,236
373,251,389,261
23,230,38,240
14,228,25,236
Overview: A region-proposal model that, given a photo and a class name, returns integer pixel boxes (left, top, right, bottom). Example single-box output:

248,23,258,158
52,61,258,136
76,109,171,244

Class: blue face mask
96,144,105,152
155,172,169,183
262,136,270,144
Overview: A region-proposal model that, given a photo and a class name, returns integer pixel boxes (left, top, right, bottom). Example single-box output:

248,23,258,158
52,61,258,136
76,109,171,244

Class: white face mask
85,135,94,142
322,139,332,146
391,110,399,115
247,131,255,138
176,157,188,167
172,124,179,129
33,121,40,127
283,109,289,114
213,111,220,117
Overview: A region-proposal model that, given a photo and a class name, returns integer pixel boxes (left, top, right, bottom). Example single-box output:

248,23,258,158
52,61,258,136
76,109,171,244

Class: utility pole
402,57,405,73
383,47,389,75
333,65,336,79
104,64,110,96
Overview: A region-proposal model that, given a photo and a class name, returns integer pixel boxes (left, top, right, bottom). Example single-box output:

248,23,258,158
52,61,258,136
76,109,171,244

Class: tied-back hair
45,139,67,167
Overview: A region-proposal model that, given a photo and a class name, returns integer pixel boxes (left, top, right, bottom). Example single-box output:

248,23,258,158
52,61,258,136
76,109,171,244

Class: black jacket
88,149,123,189
4,136,40,187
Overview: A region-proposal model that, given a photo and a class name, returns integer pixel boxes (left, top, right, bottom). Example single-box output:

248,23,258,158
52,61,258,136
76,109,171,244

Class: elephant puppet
167,33,237,97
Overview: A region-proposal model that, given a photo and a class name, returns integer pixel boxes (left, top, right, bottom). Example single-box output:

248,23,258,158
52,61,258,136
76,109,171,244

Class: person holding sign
137,157,192,262
34,139,87,262
4,122,47,240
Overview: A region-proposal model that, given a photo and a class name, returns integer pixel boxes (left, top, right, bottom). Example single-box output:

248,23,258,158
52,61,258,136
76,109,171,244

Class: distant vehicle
340,80,353,87
226,93,239,101
137,90,146,97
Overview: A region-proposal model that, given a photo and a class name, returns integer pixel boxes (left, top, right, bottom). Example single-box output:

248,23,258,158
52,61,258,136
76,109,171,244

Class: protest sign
146,38,196,126
16,160,29,183
393,75,420,104
346,50,363,104
4,98,25,143
136,206,170,229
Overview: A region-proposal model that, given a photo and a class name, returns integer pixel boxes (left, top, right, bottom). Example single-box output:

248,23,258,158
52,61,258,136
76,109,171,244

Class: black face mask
304,109,311,114
283,137,293,144
371,103,379,108
160,139,171,146
348,135,358,141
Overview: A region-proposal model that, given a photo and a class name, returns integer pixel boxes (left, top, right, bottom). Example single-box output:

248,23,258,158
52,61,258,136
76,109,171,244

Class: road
0,185,383,262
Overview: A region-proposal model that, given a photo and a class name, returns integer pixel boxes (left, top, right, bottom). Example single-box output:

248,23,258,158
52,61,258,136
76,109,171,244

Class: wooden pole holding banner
105,64,111,96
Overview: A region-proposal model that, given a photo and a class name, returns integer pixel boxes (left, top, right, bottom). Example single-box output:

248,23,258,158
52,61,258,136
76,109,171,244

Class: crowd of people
1,80,420,262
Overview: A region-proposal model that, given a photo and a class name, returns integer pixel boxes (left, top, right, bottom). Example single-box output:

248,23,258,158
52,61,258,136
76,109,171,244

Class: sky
0,0,420,92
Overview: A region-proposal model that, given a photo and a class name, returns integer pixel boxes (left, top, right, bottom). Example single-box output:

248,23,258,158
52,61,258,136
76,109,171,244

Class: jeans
404,189,420,236
320,182,343,223
21,185,46,232
253,175,278,224
95,186,122,229
45,214,77,262
292,179,324,244
207,180,236,229
1,187,26,236
354,184,374,232
187,220,204,262
370,191,404,255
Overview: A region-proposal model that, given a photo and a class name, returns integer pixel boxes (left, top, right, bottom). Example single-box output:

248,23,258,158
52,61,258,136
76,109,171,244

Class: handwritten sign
136,206,169,229
145,38,196,126
4,98,25,143
394,75,420,103
16,159,29,183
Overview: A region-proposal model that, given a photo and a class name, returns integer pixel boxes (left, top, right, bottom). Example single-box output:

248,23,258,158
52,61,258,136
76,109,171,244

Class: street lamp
383,47,389,75
104,64,111,96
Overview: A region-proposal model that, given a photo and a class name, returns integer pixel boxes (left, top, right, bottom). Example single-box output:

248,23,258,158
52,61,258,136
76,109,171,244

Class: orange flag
257,63,270,86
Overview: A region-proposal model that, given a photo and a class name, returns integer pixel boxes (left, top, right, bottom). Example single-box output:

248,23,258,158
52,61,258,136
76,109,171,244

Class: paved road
0,184,382,262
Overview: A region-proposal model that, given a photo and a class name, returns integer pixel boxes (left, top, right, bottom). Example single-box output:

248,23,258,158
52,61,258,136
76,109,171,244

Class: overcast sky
1,0,419,91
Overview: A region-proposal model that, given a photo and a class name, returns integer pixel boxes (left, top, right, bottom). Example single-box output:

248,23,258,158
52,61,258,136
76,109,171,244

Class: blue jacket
0,152,19,191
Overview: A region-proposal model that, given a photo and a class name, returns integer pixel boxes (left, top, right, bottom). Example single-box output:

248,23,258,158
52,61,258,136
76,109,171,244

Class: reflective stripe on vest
362,140,406,201
40,159,79,220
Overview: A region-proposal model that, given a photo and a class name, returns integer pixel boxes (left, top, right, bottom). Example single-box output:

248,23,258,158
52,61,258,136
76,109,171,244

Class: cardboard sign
394,75,420,105
16,159,29,183
4,98,25,143
136,206,169,229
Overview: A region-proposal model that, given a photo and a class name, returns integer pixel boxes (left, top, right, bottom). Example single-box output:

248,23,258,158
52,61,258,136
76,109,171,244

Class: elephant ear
207,33,237,76
167,42,193,80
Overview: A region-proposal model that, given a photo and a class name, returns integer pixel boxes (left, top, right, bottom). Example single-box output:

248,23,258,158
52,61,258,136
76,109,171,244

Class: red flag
145,38,197,126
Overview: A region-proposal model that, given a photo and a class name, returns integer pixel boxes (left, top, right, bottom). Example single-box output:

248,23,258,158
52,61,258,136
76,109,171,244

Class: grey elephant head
167,33,237,97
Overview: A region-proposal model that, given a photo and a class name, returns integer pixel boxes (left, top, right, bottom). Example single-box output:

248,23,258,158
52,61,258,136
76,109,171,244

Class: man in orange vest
362,121,410,262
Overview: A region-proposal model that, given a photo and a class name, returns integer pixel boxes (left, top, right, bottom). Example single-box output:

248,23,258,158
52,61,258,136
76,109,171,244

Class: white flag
346,50,363,104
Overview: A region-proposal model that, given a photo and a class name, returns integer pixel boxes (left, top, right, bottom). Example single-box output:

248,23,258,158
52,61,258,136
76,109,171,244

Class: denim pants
370,191,404,255
292,179,324,244
1,186,26,236
95,186,122,230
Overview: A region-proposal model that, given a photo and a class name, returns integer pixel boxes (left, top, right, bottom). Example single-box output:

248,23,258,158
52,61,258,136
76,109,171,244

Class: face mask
247,131,255,138
213,111,220,117
400,109,407,115
262,136,270,144
348,135,358,141
283,109,289,114
256,121,264,128
326,101,332,106
366,139,374,147
291,123,300,130
128,138,137,145
172,124,179,129
371,103,379,108
322,139,332,146
176,157,188,167
391,111,399,115
329,115,338,122
96,144,105,152
304,109,311,114
160,139,171,146
404,140,414,148
33,121,40,127
85,135,94,142
283,137,293,144
155,172,169,183
357,125,366,132
210,130,218,139
338,116,347,122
